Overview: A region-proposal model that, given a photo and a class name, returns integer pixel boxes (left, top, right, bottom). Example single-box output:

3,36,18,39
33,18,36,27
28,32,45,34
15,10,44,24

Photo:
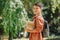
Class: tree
3,0,28,40
42,0,60,35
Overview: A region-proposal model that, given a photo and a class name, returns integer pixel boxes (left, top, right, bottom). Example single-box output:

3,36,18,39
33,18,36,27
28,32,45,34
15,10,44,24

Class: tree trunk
9,30,13,40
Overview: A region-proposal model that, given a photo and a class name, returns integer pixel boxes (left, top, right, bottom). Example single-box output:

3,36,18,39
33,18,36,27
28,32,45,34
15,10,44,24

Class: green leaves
2,0,28,37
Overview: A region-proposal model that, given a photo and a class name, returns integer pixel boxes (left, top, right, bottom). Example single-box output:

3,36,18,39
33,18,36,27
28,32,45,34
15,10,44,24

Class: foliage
2,0,28,39
0,0,6,16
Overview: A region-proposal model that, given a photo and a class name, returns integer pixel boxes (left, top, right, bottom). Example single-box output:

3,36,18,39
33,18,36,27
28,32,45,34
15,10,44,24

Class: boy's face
33,5,42,15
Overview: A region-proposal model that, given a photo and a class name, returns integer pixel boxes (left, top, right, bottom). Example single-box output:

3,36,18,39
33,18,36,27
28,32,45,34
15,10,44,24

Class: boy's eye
34,8,38,9
36,8,38,9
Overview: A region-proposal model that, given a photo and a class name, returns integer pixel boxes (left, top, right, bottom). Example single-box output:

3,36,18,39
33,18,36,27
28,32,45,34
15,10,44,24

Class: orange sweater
27,15,44,40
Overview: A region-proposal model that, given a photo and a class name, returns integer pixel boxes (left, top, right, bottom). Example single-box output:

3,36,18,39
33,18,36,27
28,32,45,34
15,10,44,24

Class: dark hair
34,2,43,9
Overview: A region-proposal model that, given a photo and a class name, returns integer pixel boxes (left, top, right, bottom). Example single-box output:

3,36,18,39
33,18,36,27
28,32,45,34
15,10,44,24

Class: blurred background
0,0,60,40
